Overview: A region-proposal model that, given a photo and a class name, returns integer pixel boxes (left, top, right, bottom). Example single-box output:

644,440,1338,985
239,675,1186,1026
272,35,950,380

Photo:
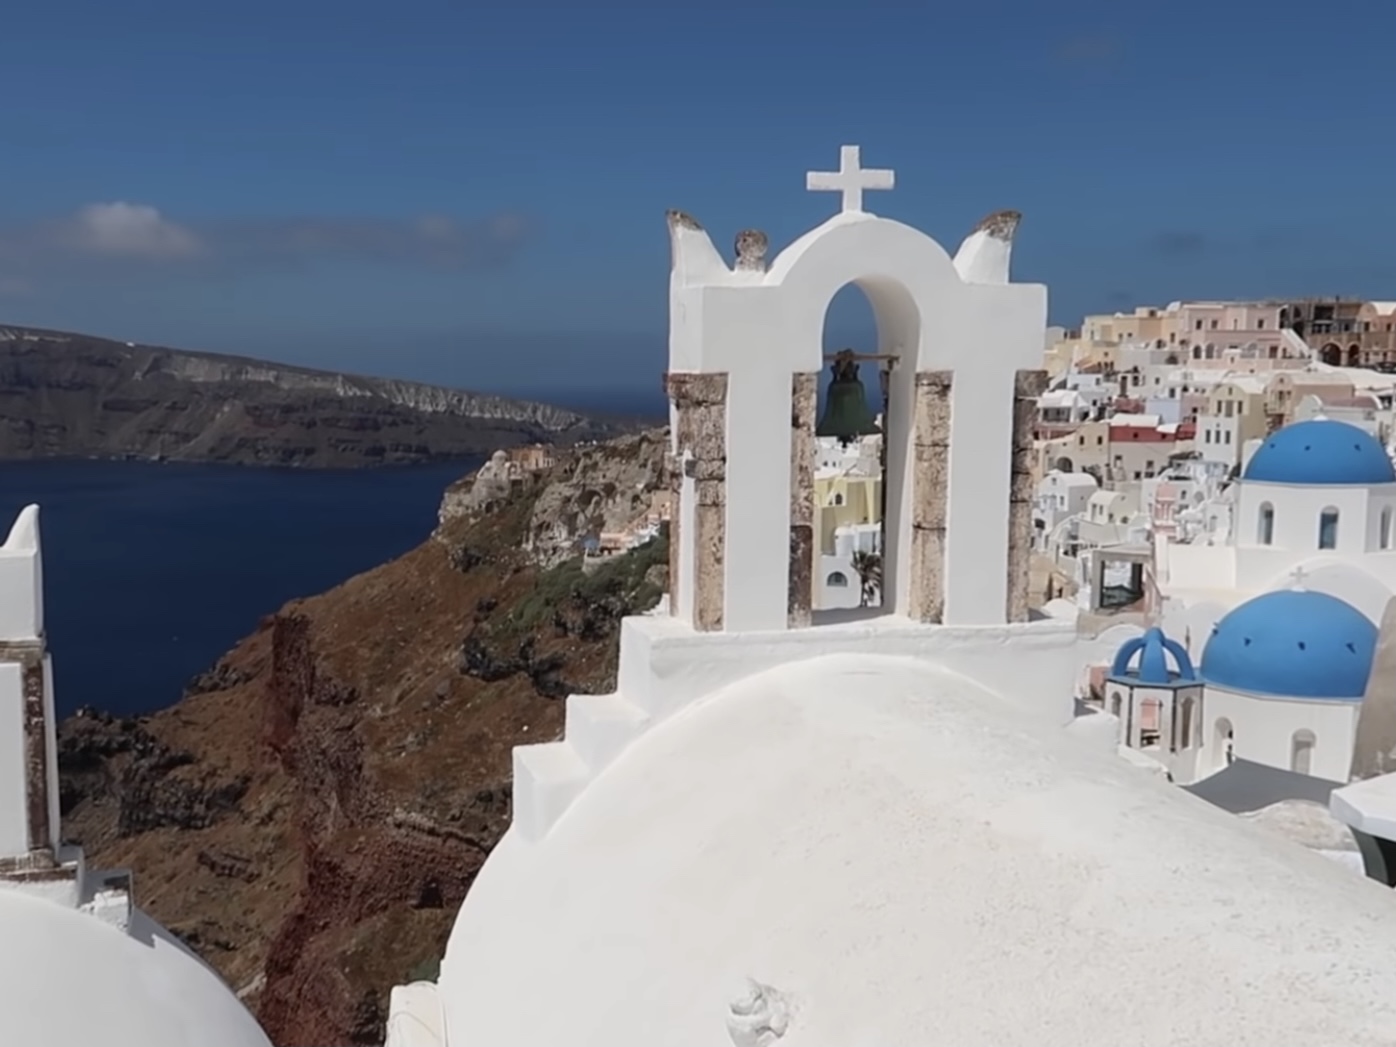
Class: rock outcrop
0,324,640,467
57,429,671,1046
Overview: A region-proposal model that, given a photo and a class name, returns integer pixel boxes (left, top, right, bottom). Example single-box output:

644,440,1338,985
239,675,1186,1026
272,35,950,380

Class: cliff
0,324,638,467
56,428,672,1046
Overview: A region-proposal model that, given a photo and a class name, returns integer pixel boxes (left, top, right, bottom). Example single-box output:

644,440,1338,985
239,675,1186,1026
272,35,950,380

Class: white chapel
377,149,1396,1047
0,507,272,1047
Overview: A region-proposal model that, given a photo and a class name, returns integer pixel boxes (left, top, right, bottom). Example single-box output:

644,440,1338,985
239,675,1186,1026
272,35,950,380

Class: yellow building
815,472,882,553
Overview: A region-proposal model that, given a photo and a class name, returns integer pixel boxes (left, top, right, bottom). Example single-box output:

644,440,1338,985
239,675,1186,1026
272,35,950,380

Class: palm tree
851,550,882,608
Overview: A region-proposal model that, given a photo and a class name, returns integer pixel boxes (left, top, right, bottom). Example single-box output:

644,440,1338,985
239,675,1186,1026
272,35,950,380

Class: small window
1382,506,1392,550
1319,508,1339,550
1258,503,1274,546
826,571,849,588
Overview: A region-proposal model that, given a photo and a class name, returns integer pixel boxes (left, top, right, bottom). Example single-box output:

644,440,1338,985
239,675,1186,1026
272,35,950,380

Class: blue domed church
1111,583,1378,783
1156,419,1396,614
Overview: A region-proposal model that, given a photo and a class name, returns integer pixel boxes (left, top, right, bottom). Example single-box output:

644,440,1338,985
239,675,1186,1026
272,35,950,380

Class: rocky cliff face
0,324,637,467
56,428,671,1046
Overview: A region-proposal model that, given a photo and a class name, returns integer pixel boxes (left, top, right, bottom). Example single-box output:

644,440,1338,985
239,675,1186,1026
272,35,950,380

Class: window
1194,319,1203,331
1178,697,1196,752
1210,319,1219,330
1383,506,1393,550
826,571,849,588
1319,508,1339,550
833,493,845,506
1257,318,1266,329
1258,502,1274,545
1290,729,1316,776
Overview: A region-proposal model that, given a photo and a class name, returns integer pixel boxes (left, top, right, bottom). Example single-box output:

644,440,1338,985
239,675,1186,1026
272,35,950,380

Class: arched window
826,571,849,588
1382,506,1392,550
833,493,845,507
1319,507,1339,550
1290,729,1316,775
1110,691,1123,718
1257,502,1274,546
1214,717,1235,768
1139,696,1162,747
1178,696,1196,751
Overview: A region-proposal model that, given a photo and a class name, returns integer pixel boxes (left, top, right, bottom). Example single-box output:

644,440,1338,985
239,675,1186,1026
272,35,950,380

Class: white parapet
0,505,42,643
1331,773,1396,842
384,982,446,1047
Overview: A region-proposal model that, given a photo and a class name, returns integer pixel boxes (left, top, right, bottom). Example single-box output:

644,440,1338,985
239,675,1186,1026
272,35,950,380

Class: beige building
1196,377,1268,468
1263,371,1356,427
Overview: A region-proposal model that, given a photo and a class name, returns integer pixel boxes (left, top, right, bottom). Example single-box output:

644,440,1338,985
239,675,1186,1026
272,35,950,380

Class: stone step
511,742,589,843
565,693,651,774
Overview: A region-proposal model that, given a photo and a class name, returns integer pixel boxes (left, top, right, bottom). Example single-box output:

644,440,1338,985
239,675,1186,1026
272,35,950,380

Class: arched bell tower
664,146,1048,633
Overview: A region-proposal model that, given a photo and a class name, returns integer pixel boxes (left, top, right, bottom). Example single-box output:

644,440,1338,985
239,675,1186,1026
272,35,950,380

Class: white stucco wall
1236,481,1396,555
1202,686,1356,783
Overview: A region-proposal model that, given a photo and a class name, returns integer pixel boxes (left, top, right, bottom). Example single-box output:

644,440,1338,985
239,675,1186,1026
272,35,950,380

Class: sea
0,458,481,718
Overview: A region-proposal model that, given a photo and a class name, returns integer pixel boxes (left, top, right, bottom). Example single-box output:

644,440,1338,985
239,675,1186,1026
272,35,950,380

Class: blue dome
1243,419,1395,485
1201,589,1377,700
1108,627,1196,686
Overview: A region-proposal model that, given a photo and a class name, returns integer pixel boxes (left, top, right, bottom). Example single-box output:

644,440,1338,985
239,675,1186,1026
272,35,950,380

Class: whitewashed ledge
1331,773,1396,887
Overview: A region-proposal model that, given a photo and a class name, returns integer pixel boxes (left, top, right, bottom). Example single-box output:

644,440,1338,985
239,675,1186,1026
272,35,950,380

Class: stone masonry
1006,369,1047,622
665,372,729,632
787,373,819,627
908,371,953,623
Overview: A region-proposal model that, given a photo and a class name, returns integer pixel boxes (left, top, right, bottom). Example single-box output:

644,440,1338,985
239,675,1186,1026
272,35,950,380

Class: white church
10,147,1396,1047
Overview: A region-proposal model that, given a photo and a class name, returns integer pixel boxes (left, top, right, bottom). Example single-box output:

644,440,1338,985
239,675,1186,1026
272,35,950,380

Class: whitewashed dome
439,653,1396,1047
0,891,270,1047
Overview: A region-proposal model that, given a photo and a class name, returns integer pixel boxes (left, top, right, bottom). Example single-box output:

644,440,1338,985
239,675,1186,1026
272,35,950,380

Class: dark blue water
0,459,480,718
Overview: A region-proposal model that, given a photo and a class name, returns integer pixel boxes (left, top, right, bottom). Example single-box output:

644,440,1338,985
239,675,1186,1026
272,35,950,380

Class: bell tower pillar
0,505,60,872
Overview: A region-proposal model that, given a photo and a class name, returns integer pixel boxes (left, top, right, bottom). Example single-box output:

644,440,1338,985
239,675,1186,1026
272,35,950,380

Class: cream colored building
1197,377,1269,468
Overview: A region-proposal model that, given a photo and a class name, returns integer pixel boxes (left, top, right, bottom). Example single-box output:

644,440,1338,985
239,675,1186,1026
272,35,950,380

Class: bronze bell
816,350,881,446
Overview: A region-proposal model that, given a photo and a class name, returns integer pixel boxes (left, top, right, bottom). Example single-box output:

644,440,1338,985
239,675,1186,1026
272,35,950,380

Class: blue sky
2,0,1393,406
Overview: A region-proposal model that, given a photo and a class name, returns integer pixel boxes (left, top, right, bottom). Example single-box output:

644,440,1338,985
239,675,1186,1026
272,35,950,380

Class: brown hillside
57,429,670,1046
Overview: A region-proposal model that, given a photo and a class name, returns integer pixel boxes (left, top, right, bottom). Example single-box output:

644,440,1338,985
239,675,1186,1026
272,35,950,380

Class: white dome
440,653,1396,1047
0,891,270,1047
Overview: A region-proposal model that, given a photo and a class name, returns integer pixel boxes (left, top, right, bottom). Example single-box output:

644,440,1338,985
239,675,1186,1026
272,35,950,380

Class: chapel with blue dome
1243,418,1396,486
1201,588,1377,700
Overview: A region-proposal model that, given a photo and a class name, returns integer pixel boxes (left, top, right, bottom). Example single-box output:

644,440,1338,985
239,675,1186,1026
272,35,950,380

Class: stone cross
1290,565,1310,591
806,145,894,214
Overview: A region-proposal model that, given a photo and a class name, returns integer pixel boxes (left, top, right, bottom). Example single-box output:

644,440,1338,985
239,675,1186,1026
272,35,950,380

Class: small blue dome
1108,627,1196,686
1201,589,1377,700
1243,419,1395,486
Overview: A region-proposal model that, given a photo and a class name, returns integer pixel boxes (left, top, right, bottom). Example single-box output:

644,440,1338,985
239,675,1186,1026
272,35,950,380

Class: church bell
816,350,881,445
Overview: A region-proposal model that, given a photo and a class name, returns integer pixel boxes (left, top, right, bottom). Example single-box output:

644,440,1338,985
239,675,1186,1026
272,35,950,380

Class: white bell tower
0,504,60,867
0,505,132,927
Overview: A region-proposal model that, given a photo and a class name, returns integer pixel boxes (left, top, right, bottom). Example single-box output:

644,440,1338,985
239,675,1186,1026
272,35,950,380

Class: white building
0,507,271,1047
1032,471,1097,551
379,147,1396,1047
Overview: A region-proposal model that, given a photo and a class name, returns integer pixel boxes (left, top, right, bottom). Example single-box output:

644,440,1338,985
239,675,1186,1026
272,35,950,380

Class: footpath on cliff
56,429,670,1047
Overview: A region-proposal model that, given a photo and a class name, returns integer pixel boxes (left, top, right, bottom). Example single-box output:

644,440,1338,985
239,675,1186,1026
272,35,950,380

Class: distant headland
0,324,647,468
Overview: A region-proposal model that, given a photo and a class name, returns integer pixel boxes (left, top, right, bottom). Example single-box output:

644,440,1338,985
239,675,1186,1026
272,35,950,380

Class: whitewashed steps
512,692,651,842
565,693,651,772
